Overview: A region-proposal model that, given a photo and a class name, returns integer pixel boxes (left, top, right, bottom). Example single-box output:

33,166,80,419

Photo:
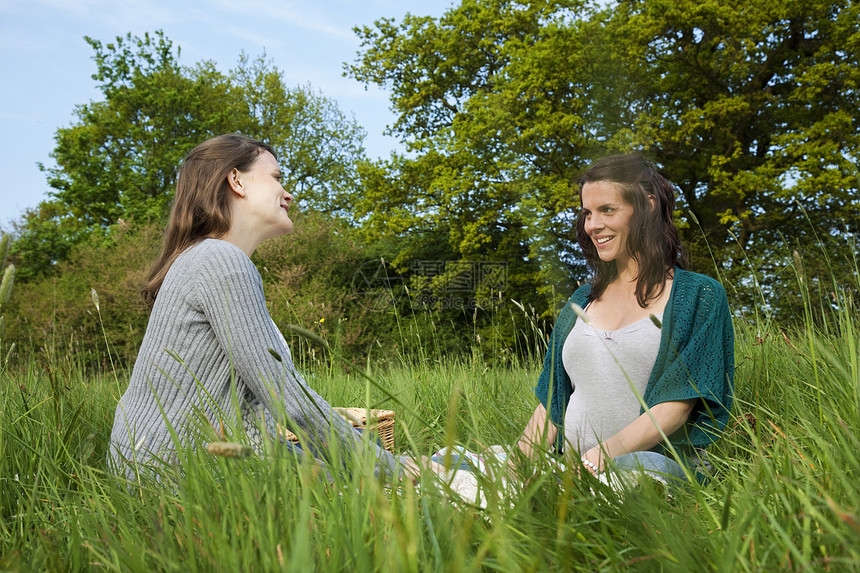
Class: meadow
1,269,859,572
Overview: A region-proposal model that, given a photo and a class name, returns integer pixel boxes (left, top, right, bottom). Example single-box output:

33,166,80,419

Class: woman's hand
400,455,446,483
580,446,605,476
400,457,423,482
506,404,558,483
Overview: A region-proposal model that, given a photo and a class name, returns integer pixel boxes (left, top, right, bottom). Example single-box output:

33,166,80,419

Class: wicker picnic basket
279,407,395,452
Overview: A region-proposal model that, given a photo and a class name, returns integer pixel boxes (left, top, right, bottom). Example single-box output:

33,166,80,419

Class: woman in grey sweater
109,134,402,481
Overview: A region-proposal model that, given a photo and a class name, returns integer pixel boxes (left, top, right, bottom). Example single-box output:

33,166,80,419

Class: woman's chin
278,218,295,235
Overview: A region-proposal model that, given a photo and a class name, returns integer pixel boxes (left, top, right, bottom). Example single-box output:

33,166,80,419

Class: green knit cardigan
534,269,735,454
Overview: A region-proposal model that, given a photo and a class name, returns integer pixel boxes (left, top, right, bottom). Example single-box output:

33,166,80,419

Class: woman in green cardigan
516,154,734,485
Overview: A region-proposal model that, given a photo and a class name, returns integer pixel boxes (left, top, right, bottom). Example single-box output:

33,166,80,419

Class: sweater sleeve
644,271,735,447
533,285,591,451
192,241,399,476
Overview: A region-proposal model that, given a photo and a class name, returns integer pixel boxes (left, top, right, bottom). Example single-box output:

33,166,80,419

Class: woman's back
110,240,275,470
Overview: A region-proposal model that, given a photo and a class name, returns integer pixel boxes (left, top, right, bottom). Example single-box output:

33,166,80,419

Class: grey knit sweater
109,239,398,478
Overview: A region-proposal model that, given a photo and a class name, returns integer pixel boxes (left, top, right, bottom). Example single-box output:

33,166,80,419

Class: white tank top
561,313,663,454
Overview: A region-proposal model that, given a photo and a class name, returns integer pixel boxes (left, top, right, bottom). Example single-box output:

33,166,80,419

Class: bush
6,221,159,368
6,212,557,371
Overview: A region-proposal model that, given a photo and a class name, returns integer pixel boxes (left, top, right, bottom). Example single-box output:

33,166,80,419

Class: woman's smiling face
581,180,635,266
237,150,294,241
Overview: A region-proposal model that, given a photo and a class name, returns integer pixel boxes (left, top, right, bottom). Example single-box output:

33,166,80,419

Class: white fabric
431,446,665,508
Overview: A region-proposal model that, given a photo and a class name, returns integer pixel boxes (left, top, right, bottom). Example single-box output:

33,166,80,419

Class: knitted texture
109,239,398,478
534,269,735,454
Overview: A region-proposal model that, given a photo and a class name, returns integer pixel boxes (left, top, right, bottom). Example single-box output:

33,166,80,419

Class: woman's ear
227,168,245,197
648,194,657,211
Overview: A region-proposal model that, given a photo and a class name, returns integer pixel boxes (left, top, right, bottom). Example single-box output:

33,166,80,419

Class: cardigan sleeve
643,271,735,448
533,285,592,451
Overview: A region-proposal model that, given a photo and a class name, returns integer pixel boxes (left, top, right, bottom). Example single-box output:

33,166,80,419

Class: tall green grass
2,255,859,571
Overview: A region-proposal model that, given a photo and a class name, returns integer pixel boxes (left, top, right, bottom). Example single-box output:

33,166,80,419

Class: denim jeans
431,447,707,495
612,450,685,477
607,450,689,493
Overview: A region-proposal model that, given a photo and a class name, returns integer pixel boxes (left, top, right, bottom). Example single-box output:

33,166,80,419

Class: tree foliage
349,0,860,317
7,3,860,367
613,0,860,303
13,31,367,280
349,0,602,315
234,54,367,215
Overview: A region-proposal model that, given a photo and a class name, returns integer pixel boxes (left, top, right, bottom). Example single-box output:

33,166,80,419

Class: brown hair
142,134,276,307
574,154,687,307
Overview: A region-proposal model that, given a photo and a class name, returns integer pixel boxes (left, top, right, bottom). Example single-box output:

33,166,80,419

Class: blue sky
0,0,452,228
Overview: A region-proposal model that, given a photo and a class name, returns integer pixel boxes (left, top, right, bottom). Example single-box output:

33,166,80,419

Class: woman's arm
581,398,696,472
197,242,400,475
643,272,735,447
515,403,557,461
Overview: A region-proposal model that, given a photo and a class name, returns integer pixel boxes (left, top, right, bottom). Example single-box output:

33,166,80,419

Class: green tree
234,54,367,215
611,0,860,314
349,0,860,317
15,31,241,278
13,31,368,279
6,221,160,367
349,0,595,317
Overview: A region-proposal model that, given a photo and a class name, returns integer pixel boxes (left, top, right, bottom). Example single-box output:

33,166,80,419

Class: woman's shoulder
674,268,727,296
672,268,730,316
175,239,254,272
164,239,260,294
568,282,592,304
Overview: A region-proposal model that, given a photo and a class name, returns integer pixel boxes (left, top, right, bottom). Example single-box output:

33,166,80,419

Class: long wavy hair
574,154,687,307
142,134,276,308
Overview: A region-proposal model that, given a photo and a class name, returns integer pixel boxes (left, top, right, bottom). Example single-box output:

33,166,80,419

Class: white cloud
208,0,355,41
